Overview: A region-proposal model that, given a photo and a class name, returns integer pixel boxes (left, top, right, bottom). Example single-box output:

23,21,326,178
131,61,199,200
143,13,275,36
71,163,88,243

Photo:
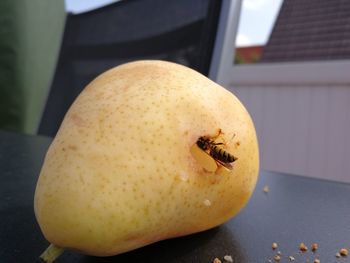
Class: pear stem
39,244,65,263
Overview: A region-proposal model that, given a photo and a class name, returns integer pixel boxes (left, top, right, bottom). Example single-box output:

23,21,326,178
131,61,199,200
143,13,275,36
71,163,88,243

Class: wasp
196,130,238,170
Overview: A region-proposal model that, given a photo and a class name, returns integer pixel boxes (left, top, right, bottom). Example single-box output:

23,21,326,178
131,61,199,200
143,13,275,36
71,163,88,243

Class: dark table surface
0,129,349,263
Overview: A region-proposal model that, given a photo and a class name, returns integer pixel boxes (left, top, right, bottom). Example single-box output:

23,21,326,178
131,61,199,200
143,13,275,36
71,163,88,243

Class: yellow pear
34,60,259,260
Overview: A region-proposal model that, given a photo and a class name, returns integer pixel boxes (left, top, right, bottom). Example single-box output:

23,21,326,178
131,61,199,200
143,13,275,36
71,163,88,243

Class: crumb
179,171,189,181
312,243,318,252
223,255,233,262
272,242,278,250
340,248,348,257
268,260,272,263
288,256,295,261
277,251,282,255
263,185,269,193
299,242,308,252
203,199,211,206
274,255,281,262
213,258,222,263
314,259,320,263
336,252,341,258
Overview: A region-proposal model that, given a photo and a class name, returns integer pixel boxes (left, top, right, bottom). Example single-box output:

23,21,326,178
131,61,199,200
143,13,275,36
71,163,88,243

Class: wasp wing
215,159,233,170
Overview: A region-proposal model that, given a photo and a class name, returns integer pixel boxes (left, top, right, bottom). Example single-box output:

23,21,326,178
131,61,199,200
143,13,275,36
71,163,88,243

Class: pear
34,60,259,261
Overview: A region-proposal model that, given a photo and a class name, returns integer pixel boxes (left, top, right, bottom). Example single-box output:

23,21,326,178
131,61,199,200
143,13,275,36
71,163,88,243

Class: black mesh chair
38,0,222,137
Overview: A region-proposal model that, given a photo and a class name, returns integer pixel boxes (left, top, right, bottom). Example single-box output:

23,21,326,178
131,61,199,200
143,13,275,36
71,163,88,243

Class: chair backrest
38,0,222,137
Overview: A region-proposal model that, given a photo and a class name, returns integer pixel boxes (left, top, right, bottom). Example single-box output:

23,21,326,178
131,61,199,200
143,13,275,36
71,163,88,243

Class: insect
196,130,238,170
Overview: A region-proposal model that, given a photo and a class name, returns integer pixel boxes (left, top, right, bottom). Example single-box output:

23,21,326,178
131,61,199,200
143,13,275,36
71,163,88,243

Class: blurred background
0,0,349,183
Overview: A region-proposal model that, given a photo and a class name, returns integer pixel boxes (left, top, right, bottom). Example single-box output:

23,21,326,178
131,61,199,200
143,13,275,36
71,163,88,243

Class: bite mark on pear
190,143,217,172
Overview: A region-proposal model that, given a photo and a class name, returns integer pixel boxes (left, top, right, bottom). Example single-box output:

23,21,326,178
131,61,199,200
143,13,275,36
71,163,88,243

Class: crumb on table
299,242,308,252
272,242,278,250
223,255,233,262
274,255,281,262
312,243,318,252
340,248,348,257
263,185,269,193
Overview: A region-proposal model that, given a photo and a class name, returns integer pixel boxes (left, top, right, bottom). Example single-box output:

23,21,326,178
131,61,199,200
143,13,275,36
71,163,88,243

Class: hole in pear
190,143,217,172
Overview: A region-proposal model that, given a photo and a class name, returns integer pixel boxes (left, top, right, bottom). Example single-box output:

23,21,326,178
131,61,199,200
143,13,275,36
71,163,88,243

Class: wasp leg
211,128,224,140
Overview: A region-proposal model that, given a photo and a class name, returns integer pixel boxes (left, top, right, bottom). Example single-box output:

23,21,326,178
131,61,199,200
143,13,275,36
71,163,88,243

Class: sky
236,0,283,47
65,0,118,13
64,0,283,47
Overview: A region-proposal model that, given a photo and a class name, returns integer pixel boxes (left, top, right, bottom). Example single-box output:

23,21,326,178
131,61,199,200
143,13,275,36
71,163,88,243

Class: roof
235,45,264,64
261,0,350,62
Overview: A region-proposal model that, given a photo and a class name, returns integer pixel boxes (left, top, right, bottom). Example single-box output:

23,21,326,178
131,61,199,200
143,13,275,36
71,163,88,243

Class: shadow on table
63,224,247,263
1,205,49,262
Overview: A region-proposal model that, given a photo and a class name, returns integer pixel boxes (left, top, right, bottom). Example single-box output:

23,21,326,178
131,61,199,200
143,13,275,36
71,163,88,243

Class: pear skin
34,60,259,257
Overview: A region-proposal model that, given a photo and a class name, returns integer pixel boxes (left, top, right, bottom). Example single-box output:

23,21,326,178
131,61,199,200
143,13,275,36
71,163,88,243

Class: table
1,130,349,262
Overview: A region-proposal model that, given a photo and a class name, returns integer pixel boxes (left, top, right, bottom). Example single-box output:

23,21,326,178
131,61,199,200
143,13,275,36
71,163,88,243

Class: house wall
226,61,350,183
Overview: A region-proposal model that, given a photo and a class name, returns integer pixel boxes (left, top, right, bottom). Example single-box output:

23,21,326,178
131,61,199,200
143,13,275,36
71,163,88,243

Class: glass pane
234,0,283,64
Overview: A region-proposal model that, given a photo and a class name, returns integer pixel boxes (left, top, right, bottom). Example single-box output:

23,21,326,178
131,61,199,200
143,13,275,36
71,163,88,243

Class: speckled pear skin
34,60,259,256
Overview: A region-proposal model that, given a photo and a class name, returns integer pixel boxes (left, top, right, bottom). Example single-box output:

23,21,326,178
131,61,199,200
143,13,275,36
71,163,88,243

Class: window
234,0,283,64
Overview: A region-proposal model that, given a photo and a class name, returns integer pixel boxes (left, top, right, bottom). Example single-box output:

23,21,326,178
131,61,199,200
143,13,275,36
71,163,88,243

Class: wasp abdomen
211,146,237,163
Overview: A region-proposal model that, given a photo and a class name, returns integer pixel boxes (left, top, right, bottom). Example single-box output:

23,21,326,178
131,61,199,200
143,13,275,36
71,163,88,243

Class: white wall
226,61,350,183
208,0,350,182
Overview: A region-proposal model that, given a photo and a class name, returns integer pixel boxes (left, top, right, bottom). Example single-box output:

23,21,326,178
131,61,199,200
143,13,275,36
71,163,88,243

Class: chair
38,0,222,137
